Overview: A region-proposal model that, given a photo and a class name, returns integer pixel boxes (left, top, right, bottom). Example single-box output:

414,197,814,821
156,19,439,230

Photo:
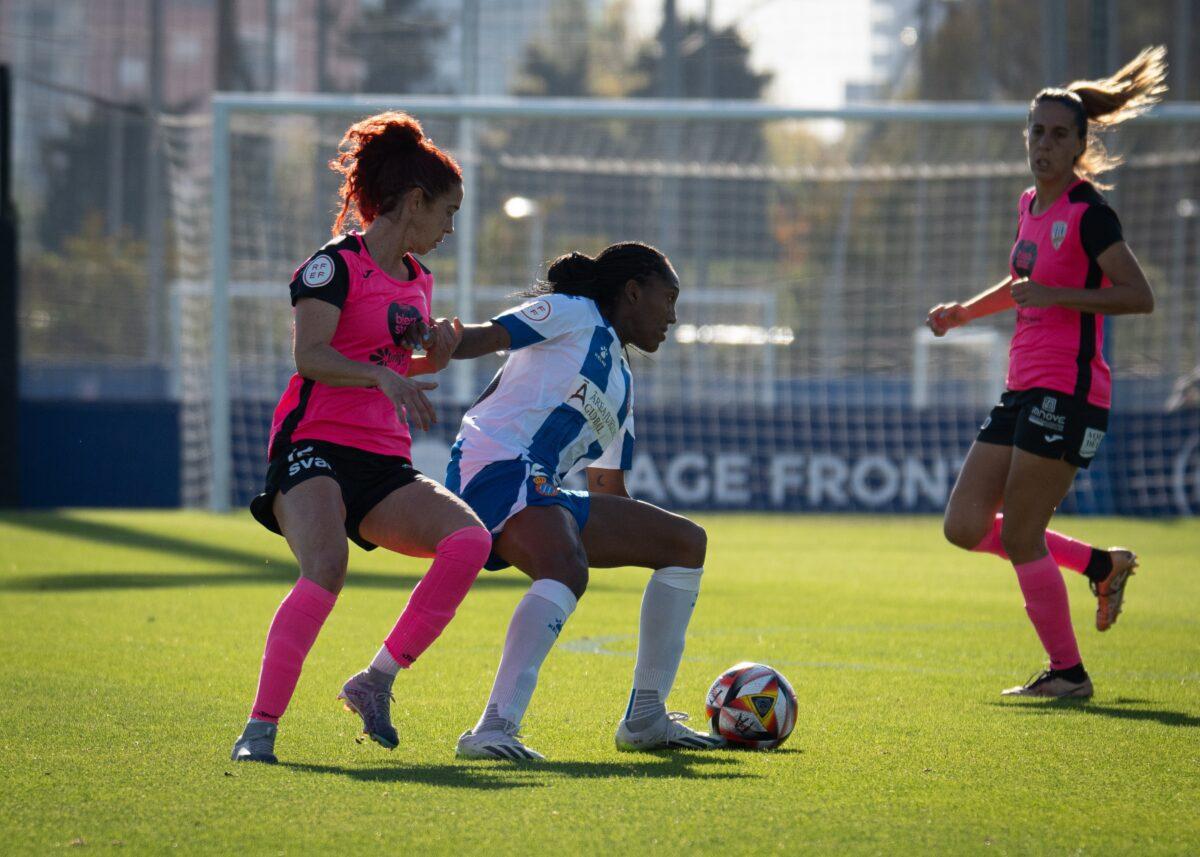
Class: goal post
188,94,1200,513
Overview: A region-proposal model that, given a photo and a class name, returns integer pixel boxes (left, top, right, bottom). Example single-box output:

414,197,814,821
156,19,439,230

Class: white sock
474,578,578,733
369,645,402,676
625,566,703,731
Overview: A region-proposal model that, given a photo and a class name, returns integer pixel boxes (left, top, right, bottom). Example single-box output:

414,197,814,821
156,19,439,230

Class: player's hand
397,317,430,351
421,317,463,373
926,302,968,337
375,369,438,431
1010,278,1057,308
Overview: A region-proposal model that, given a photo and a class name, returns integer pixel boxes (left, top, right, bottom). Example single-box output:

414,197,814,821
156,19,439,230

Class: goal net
170,95,1200,515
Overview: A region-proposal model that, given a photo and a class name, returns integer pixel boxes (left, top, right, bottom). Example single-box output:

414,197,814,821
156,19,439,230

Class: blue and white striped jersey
452,293,635,488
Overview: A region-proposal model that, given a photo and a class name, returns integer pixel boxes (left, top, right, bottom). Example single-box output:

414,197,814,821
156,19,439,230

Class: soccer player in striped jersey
443,243,723,760
230,112,492,763
928,48,1164,699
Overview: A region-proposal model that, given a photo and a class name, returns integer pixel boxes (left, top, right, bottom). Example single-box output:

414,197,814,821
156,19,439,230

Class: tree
37,106,149,252
627,16,771,100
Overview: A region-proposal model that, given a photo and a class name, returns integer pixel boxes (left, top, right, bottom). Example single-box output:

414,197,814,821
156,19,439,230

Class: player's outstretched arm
587,467,630,498
926,275,1017,336
407,317,462,376
451,319,512,359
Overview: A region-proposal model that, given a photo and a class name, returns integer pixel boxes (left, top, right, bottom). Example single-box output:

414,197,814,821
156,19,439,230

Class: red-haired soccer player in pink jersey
928,48,1164,699
230,113,492,763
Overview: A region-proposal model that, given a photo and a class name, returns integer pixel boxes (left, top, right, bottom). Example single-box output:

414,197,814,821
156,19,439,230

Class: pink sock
973,514,1093,574
249,577,338,723
380,527,492,668
1013,555,1081,670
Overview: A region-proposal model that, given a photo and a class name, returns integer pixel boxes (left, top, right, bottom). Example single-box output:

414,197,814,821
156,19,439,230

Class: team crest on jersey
1051,221,1068,250
521,299,552,322
302,255,335,288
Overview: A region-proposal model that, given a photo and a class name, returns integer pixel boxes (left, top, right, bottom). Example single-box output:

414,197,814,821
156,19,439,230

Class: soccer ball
705,662,797,750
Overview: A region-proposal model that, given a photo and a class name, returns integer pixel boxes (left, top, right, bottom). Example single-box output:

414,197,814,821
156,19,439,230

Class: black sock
1083,548,1112,584
1055,663,1088,683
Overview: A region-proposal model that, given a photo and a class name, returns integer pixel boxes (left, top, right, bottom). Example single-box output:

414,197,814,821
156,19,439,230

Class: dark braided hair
526,242,678,315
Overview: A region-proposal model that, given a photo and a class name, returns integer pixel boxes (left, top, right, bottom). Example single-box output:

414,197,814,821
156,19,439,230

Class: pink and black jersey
267,233,433,461
1007,179,1124,408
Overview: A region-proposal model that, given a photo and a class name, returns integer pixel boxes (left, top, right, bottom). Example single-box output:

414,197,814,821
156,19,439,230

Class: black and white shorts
250,439,421,550
976,387,1109,469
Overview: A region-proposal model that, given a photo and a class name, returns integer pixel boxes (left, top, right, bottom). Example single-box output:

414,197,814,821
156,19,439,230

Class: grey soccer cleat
455,726,545,761
231,719,278,764
338,670,399,750
1092,549,1138,632
615,711,725,751
1001,669,1094,699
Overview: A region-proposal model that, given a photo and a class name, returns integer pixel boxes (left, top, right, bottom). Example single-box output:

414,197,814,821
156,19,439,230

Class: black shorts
976,387,1109,469
249,439,421,551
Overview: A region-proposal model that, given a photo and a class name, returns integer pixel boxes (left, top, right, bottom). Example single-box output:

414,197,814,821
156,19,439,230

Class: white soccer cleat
615,711,725,752
454,727,545,761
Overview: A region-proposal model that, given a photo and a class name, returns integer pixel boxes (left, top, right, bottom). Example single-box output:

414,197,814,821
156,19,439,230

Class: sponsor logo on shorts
1044,434,1063,443
520,299,552,322
1080,428,1105,459
286,445,332,477
980,416,992,431
301,255,335,287
1028,398,1066,431
1051,221,1068,250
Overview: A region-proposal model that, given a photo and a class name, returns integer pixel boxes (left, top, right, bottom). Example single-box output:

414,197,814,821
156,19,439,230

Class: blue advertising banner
236,403,1200,518
22,399,1194,515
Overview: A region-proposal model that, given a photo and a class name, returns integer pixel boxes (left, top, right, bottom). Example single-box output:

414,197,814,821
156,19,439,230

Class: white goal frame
208,94,1200,510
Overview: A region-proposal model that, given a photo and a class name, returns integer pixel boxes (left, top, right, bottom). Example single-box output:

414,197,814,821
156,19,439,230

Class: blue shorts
446,455,590,571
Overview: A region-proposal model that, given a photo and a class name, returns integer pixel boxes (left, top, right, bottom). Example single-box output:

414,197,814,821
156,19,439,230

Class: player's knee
547,565,588,600
999,518,1040,559
943,515,984,551
528,545,588,600
301,555,348,594
675,519,707,568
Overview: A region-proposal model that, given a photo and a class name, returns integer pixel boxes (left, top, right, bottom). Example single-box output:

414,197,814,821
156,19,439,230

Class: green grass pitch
1,511,1198,854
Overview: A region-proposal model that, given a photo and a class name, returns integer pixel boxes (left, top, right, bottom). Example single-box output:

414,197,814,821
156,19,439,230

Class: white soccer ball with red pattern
705,662,797,750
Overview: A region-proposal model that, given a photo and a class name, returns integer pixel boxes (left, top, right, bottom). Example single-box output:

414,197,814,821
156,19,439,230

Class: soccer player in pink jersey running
927,48,1164,699
231,112,492,763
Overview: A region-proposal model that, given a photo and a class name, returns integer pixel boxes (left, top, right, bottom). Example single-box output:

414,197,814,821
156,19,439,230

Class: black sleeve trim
1080,205,1123,262
289,248,351,309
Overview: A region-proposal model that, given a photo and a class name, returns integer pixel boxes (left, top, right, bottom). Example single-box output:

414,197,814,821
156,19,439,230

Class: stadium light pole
503,196,544,283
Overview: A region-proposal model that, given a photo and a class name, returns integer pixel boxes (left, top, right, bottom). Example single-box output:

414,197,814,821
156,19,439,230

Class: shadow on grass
0,514,534,593
1,567,534,593
282,753,756,788
990,699,1200,728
